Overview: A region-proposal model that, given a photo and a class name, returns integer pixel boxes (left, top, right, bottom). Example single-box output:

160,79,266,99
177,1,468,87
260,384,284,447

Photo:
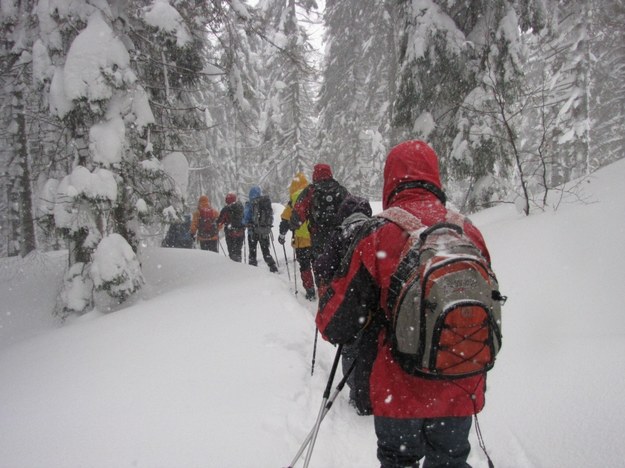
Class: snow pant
341,322,379,415
225,233,244,262
248,230,277,271
375,416,472,468
310,230,332,287
295,247,315,291
199,239,218,252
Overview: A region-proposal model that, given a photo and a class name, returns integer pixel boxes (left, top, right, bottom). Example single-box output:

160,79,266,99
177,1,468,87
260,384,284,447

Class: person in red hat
217,192,245,262
289,163,349,287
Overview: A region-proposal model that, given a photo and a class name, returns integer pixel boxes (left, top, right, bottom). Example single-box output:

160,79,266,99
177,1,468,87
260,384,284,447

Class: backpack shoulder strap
376,207,424,233
444,210,465,227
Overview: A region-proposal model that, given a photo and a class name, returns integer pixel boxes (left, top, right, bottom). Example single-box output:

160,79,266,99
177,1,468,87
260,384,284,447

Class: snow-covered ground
1,159,625,467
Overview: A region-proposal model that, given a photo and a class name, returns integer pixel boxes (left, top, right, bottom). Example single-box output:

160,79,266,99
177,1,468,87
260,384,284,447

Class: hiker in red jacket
190,195,220,252
316,140,492,468
217,192,245,262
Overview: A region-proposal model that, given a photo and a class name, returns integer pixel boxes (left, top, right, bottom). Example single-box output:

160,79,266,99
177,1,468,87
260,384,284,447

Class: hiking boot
269,264,279,273
305,288,316,301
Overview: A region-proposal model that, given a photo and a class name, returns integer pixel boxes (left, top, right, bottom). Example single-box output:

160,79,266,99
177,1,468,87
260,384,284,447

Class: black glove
278,234,286,245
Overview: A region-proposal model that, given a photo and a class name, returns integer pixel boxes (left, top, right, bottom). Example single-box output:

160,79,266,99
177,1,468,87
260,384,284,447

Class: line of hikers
162,185,279,272
161,164,358,291
163,142,502,468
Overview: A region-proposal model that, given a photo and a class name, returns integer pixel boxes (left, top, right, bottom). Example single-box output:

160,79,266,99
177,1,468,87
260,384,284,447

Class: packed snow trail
2,161,625,466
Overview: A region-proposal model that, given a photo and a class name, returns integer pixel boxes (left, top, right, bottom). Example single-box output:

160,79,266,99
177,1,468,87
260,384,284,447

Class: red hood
225,193,236,204
382,140,444,209
313,164,333,182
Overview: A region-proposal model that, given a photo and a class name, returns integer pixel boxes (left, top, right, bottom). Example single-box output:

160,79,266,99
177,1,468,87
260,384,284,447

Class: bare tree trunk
14,88,37,256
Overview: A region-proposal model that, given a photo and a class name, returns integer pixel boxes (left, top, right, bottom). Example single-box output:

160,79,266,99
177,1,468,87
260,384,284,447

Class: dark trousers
375,416,472,468
248,230,277,270
295,247,314,290
341,323,379,415
310,230,331,286
225,234,244,262
199,239,218,252
295,246,312,273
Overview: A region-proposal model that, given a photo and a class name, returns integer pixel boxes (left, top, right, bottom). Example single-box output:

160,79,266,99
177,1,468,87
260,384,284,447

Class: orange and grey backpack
379,207,506,380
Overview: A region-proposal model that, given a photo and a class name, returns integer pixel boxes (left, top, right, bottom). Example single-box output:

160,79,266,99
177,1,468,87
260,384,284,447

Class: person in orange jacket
278,172,316,301
190,195,220,252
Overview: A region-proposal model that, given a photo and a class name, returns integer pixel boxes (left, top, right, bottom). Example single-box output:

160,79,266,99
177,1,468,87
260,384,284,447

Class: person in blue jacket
243,186,278,272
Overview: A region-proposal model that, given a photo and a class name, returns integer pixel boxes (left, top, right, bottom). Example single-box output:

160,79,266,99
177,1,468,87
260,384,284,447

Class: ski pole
218,238,227,257
270,231,280,267
302,344,344,468
311,329,318,376
243,230,247,264
287,353,356,468
293,247,298,296
282,243,291,282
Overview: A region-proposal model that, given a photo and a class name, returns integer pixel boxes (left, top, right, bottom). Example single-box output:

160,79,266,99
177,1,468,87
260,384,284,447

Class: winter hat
382,140,446,209
313,164,333,182
248,186,262,200
225,192,237,204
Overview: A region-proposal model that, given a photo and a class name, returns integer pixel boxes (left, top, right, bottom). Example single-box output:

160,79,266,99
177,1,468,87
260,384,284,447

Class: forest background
1,0,624,315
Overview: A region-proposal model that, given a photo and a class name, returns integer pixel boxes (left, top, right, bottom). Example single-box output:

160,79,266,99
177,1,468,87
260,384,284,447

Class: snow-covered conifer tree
253,0,318,200
316,0,392,198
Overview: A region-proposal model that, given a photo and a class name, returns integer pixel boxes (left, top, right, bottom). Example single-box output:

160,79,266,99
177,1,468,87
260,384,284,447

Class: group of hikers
163,140,502,468
161,163,359,293
162,185,278,271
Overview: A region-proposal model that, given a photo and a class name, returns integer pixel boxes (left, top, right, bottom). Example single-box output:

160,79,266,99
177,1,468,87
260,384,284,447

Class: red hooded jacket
316,140,491,419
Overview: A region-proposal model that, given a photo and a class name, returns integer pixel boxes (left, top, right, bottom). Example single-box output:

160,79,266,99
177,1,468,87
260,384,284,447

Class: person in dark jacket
313,195,372,296
290,163,349,286
243,186,278,273
217,192,245,262
316,140,493,468
162,213,194,249
314,194,378,415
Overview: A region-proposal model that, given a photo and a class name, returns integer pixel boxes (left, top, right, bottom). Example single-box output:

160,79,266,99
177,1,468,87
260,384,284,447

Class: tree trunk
14,88,37,256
